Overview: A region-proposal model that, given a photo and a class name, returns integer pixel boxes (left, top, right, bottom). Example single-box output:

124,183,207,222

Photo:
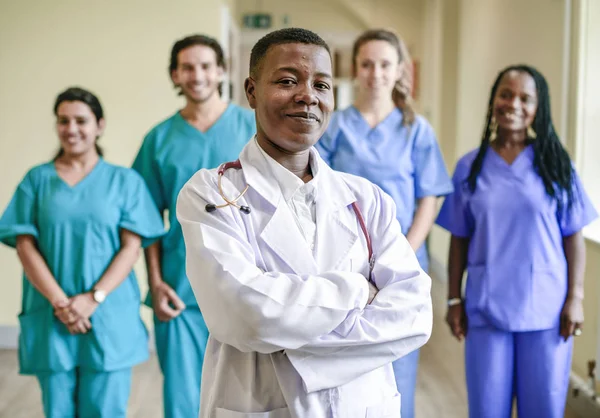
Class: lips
286,111,320,123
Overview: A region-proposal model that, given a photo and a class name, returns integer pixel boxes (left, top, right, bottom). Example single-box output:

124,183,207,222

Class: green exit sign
243,13,272,29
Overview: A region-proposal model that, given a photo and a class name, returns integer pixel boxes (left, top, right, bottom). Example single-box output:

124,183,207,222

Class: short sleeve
411,118,453,198
119,172,165,248
558,169,598,236
131,132,167,213
435,159,474,238
0,172,39,248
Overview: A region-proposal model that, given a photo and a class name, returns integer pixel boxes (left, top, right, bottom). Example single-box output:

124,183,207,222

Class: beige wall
234,0,425,61
427,0,600,383
0,0,227,327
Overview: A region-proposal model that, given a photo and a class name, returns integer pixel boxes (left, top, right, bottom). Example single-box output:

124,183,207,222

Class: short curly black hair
249,28,330,78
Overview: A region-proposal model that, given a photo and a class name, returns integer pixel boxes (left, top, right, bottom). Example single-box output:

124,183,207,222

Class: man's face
171,45,223,103
245,43,334,153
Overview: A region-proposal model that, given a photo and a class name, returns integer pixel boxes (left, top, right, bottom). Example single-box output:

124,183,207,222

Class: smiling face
55,101,105,158
171,44,224,103
245,43,334,153
354,40,403,99
492,70,538,139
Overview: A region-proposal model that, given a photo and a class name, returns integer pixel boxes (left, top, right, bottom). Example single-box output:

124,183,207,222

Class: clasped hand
53,293,99,334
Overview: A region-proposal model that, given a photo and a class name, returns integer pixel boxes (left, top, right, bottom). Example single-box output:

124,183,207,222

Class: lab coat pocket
365,393,401,418
215,407,291,418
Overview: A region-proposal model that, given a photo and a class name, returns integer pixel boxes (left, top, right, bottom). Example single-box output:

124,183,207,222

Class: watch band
447,297,462,307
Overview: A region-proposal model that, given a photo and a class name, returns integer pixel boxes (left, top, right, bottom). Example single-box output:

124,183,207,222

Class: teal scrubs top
132,104,256,307
0,159,165,374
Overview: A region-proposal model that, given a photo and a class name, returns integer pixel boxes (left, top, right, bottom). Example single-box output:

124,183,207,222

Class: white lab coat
176,139,433,418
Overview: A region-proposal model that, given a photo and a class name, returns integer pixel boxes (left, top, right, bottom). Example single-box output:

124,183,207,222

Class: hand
53,298,93,334
367,281,378,305
151,281,186,322
67,317,92,335
68,293,99,321
560,297,584,341
53,299,76,326
446,304,467,341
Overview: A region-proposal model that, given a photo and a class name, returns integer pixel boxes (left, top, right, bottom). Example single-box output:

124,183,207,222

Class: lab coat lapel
314,162,359,273
240,141,319,275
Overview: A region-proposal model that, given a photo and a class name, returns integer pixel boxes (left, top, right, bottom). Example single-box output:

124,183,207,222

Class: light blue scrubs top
132,104,256,307
316,106,453,272
436,146,598,331
0,159,165,374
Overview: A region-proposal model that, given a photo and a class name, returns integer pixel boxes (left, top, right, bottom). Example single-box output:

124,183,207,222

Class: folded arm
176,172,370,355
286,185,433,391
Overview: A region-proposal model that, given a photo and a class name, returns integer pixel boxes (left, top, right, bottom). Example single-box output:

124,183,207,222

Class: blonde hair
351,29,415,125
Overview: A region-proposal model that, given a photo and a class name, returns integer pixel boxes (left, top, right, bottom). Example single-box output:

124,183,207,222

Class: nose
66,120,78,134
373,64,383,79
294,83,318,106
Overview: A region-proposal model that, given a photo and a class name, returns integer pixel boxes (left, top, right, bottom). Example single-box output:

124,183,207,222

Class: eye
76,118,88,125
278,79,297,86
315,82,331,90
521,95,535,104
499,90,512,99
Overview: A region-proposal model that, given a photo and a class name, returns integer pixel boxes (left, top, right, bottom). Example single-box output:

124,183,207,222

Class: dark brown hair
53,87,104,159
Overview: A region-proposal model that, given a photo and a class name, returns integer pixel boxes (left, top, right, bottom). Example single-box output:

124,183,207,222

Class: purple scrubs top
436,145,597,331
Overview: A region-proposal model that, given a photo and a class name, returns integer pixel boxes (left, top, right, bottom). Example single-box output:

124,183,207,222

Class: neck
256,134,312,182
354,93,395,125
495,129,528,150
180,93,226,122
57,150,99,169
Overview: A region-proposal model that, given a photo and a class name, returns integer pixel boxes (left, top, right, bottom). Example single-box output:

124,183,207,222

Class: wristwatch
447,297,462,307
92,288,107,304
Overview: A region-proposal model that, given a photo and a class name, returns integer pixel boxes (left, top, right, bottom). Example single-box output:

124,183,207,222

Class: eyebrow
275,66,332,79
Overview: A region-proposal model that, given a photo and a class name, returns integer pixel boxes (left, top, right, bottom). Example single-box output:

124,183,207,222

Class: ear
97,118,106,137
244,77,257,109
216,65,225,82
170,69,179,87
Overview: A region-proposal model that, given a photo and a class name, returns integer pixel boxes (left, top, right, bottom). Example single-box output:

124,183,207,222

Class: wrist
447,297,463,307
566,292,584,302
90,288,106,304
50,295,70,309
149,276,164,291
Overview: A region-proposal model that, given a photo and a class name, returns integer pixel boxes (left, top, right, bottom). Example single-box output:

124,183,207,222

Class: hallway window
574,0,600,241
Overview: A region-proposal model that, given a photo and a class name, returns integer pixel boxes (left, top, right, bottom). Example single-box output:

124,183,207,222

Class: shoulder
101,161,147,186
336,171,391,209
20,162,53,188
325,107,353,136
453,148,480,179
227,104,255,127
409,114,436,142
142,113,179,145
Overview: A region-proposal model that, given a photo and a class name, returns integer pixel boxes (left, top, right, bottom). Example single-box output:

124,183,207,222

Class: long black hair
53,87,104,159
466,65,575,211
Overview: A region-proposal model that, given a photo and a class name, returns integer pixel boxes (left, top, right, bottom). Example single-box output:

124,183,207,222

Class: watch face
94,290,106,303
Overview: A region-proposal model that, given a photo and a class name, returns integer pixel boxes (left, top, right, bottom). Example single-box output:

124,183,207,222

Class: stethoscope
205,160,375,281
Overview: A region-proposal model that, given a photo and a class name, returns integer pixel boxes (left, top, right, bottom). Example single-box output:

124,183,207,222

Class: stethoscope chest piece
205,160,251,215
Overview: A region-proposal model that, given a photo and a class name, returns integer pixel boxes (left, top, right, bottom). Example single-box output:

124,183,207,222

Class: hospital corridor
1,0,600,417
